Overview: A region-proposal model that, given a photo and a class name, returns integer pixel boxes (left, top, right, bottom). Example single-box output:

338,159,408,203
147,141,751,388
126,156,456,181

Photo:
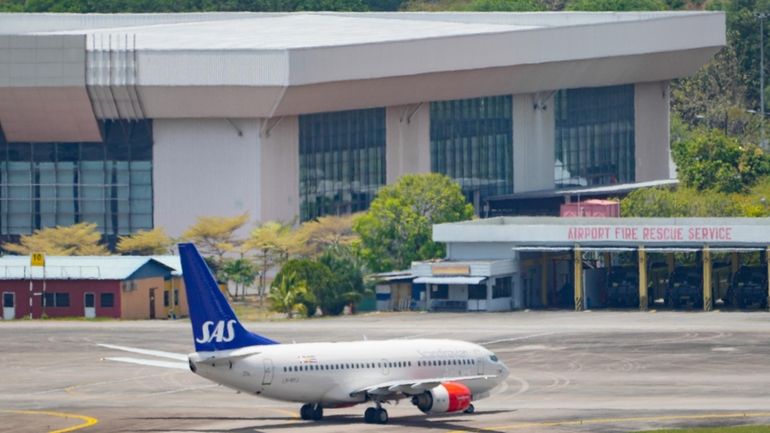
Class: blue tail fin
179,243,278,352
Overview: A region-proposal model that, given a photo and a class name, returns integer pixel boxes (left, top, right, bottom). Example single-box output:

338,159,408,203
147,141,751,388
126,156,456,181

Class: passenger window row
280,358,475,373
417,359,474,367
282,361,413,373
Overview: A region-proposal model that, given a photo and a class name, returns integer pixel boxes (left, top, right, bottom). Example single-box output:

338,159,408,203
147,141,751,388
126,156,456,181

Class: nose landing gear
299,403,323,421
363,402,388,424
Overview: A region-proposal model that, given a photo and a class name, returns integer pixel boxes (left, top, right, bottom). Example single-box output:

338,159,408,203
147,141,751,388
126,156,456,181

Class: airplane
100,243,510,424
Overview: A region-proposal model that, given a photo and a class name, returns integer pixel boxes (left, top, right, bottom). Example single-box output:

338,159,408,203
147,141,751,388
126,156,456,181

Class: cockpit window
489,354,498,362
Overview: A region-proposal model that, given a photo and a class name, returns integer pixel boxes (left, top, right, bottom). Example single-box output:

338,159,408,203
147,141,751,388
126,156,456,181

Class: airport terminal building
0,12,725,244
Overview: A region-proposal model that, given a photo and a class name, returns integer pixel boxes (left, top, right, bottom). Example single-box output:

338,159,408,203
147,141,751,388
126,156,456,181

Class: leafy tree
565,0,667,10
293,213,359,257
318,245,370,315
353,173,474,272
404,0,544,10
672,128,770,193
671,41,754,136
710,0,770,111
268,271,313,318
220,257,258,300
620,186,745,217
2,222,109,255
243,221,300,304
116,228,174,255
462,0,546,10
182,213,248,264
273,258,334,316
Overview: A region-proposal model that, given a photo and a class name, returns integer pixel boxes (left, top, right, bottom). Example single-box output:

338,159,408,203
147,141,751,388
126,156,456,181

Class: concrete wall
153,118,261,237
386,103,431,183
258,116,300,222
1,280,121,319
121,276,164,320
446,243,519,261
635,81,672,182
512,92,556,193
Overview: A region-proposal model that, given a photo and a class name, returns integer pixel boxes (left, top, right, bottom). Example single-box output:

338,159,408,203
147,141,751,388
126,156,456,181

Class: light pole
757,12,768,149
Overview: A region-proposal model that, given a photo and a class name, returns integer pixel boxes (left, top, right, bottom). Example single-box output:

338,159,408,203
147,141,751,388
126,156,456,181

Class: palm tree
268,271,313,318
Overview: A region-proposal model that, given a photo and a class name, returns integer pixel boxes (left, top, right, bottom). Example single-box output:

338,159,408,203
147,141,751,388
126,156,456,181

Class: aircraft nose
499,362,510,379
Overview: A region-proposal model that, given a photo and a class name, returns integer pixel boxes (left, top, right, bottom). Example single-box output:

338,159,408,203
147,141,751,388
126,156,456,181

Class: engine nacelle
411,382,471,414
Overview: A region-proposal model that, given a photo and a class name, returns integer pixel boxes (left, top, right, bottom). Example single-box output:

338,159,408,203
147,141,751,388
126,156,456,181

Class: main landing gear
363,402,388,424
300,403,323,421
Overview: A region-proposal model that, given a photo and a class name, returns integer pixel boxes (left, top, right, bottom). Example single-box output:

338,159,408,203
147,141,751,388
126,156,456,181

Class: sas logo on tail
196,320,237,344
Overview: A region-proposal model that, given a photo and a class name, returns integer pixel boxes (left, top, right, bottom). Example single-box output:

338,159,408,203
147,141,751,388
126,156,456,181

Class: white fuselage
189,339,509,407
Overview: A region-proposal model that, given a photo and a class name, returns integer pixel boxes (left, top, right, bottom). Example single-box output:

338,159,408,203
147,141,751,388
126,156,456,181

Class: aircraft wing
350,374,497,397
103,356,189,370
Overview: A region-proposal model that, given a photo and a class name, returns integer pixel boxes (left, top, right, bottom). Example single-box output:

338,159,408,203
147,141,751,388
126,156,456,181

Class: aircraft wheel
375,408,388,424
464,404,475,414
300,403,313,420
312,404,323,421
364,407,376,423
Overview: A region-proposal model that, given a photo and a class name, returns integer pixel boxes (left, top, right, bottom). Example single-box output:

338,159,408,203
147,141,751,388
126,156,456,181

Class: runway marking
267,407,301,420
480,332,557,346
5,409,98,433
448,411,770,432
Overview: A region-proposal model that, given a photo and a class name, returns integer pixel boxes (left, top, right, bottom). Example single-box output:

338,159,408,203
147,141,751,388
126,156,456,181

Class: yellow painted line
63,386,80,396
5,409,98,433
448,411,770,432
268,407,301,419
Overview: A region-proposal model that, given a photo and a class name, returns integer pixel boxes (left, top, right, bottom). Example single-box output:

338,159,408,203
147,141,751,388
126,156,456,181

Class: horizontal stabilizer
104,356,189,370
98,343,188,361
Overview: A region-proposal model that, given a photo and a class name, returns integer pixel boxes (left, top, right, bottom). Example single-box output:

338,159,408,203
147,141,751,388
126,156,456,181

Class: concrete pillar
385,104,431,183
259,116,300,222
667,253,675,273
731,252,740,275
513,93,555,193
486,279,493,312
635,81,672,181
703,246,712,311
426,284,432,312
540,254,549,308
638,246,648,311
574,246,584,311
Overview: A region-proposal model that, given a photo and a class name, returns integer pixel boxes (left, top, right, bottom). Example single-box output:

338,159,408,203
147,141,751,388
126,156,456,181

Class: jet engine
411,382,471,414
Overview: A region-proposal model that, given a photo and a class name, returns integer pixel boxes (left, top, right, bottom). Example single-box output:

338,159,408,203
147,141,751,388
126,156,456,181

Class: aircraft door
84,293,96,319
3,292,15,320
476,357,484,375
262,359,274,385
381,359,389,375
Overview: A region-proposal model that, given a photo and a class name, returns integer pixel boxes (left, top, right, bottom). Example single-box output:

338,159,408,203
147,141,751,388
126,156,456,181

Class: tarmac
4,311,770,433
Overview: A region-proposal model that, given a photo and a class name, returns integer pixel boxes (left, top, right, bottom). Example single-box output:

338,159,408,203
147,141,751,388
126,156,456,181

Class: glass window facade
299,108,386,221
0,120,153,244
554,84,635,188
430,95,513,207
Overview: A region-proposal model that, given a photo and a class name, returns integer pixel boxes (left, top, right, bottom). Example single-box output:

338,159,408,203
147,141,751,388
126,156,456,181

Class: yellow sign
30,253,45,267
431,264,470,276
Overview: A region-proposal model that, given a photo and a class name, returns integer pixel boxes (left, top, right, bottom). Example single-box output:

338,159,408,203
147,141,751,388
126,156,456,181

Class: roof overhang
435,217,770,248
414,276,487,285
0,12,726,134
0,34,101,142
